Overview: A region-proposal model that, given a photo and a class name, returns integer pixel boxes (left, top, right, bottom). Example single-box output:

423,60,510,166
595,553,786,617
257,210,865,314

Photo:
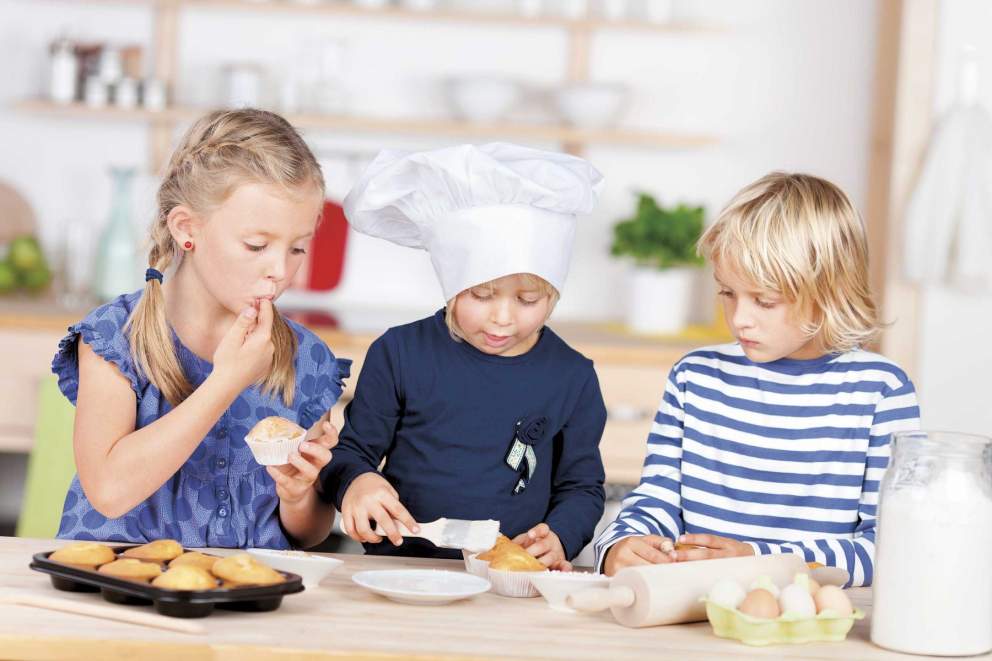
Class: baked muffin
152,564,218,590
49,541,117,569
121,539,184,563
480,535,545,572
476,534,512,562
98,558,163,582
211,553,285,586
244,416,307,466
169,551,219,572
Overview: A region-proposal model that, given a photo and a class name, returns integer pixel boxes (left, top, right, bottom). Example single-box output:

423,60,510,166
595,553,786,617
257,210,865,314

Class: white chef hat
343,142,604,301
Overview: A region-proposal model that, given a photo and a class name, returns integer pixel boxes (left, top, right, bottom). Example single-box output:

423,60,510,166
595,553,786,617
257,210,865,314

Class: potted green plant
610,193,705,334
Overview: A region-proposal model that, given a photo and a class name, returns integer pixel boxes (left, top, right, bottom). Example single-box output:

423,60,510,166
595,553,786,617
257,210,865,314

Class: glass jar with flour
871,431,992,656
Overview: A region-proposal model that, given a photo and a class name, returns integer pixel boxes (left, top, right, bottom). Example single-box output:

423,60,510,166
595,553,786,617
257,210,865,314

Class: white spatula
373,518,499,553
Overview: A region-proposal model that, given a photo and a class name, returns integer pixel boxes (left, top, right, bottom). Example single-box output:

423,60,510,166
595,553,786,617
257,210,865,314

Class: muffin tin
30,546,304,618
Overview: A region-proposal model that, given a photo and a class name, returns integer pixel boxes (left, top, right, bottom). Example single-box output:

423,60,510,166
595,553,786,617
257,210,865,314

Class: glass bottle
92,167,142,302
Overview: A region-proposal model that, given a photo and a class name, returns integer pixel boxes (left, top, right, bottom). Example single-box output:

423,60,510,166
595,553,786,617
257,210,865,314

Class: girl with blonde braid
53,109,350,549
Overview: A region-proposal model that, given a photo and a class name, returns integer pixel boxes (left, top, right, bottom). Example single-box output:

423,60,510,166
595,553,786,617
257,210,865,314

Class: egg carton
703,600,865,646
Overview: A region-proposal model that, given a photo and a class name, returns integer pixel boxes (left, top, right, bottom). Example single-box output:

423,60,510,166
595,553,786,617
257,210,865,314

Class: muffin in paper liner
487,567,544,598
461,551,544,597
244,416,307,466
703,599,865,646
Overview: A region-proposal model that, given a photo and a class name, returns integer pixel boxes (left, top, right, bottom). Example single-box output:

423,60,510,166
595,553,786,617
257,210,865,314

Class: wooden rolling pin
0,589,206,634
567,553,807,628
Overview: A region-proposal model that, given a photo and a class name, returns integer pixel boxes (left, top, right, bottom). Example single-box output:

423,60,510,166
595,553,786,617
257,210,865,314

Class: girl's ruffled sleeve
51,306,142,405
296,331,352,430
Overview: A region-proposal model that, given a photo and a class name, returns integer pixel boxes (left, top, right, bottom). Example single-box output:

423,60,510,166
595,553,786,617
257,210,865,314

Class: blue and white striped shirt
594,344,920,586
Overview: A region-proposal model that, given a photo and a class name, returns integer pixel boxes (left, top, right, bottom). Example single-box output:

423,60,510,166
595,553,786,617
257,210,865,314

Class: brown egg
807,576,821,595
814,585,853,616
738,588,781,619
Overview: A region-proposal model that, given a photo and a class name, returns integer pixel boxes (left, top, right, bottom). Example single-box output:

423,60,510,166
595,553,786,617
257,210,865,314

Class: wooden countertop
0,536,974,661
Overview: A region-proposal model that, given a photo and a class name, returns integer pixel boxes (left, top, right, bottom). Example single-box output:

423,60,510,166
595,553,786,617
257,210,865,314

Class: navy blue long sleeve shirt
320,309,606,560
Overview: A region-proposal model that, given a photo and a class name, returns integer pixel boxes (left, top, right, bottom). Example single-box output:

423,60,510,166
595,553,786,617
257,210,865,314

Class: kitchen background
0,0,989,560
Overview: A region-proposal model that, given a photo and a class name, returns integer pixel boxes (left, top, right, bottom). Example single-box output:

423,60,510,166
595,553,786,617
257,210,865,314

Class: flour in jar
871,467,992,656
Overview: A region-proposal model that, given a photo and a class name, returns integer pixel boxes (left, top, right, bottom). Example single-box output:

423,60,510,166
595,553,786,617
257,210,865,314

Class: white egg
748,575,780,598
707,578,746,609
779,582,817,618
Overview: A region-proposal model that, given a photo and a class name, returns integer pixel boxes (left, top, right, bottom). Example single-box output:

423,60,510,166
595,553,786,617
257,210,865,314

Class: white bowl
445,77,521,123
246,549,343,589
462,549,490,578
554,82,628,128
529,571,610,612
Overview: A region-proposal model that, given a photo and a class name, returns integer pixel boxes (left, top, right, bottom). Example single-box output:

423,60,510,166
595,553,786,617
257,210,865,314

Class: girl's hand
212,299,275,393
267,421,339,505
603,535,676,576
340,472,419,547
513,523,571,571
673,534,754,562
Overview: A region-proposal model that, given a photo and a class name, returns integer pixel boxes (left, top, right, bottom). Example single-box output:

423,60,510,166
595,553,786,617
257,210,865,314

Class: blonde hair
445,274,560,342
697,172,879,353
127,109,324,406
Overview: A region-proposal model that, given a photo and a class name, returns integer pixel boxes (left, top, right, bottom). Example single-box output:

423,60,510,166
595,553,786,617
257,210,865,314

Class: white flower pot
626,266,695,335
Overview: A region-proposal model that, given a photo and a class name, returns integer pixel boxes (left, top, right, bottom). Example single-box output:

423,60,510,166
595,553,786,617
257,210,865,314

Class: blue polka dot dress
51,291,351,549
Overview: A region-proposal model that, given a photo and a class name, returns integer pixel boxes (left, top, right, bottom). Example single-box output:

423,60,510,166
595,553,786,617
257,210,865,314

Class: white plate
351,569,490,606
810,565,850,587
246,549,343,589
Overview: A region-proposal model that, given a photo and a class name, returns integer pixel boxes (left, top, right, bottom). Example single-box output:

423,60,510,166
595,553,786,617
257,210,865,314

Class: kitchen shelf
177,0,724,33
24,0,725,169
15,100,719,150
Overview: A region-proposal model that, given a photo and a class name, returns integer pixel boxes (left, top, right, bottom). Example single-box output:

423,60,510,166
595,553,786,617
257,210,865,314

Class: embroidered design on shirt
505,415,548,494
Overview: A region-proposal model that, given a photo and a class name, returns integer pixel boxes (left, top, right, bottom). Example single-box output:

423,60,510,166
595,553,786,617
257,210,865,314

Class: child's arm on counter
674,379,921,587
318,334,417,546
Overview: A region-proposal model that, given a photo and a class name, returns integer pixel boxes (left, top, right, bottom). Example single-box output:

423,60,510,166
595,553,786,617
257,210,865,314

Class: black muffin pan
30,546,305,618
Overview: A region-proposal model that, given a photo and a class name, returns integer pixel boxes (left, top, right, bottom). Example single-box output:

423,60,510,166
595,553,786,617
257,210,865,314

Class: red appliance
306,199,349,291
286,199,349,329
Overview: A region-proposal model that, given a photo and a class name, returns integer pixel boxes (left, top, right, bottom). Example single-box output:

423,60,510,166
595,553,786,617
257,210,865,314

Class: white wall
0,0,878,325
913,0,992,435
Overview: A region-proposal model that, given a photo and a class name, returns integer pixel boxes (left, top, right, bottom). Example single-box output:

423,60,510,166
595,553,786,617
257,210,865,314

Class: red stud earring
183,241,193,250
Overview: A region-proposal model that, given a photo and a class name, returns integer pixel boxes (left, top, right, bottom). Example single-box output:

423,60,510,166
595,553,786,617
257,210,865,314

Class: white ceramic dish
554,82,628,128
445,77,521,123
351,569,490,606
462,549,490,578
530,571,610,612
246,548,342,589
810,565,849,587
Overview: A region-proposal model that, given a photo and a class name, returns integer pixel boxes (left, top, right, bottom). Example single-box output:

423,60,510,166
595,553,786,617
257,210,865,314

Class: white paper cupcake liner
244,430,306,466
487,567,544,598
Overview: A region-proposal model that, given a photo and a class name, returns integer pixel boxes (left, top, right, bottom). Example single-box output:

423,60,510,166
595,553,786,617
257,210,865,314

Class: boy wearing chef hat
319,143,607,568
